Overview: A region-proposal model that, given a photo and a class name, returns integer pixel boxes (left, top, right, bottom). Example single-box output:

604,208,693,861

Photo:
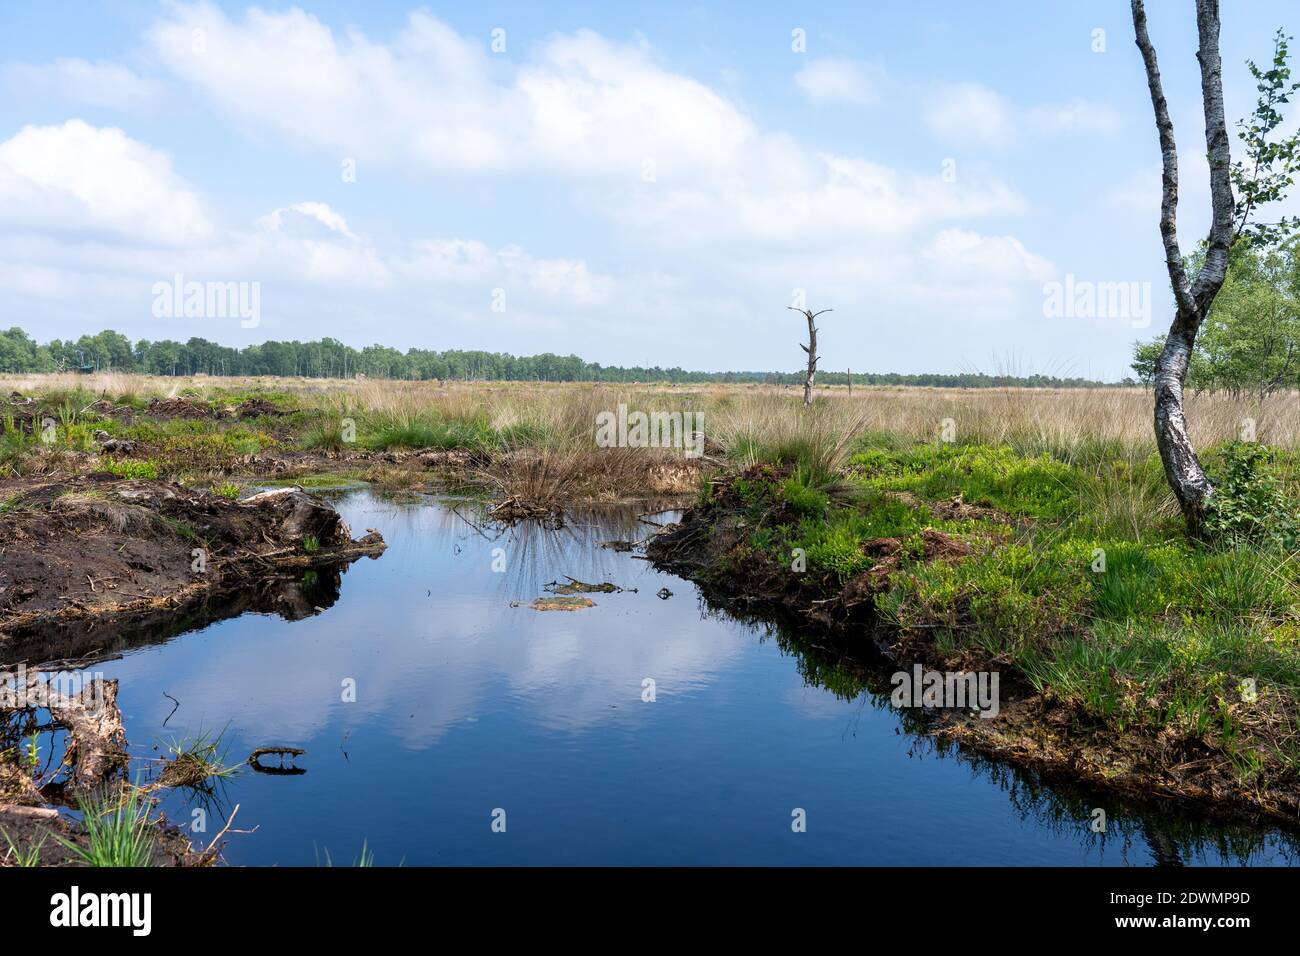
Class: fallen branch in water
197,803,258,864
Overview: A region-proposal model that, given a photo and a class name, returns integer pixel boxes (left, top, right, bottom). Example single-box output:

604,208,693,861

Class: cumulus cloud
148,6,518,172
146,6,754,180
923,228,1055,284
515,28,756,178
250,203,387,287
259,202,359,241
618,150,1027,251
132,0,1041,316
0,120,210,245
144,4,1024,244
0,4,1064,367
395,239,614,308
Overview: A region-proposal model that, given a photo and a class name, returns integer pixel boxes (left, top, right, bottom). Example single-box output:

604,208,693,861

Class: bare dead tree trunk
1131,0,1235,538
790,307,831,407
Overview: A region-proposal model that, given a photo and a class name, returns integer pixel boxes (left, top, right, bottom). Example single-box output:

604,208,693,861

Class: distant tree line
0,326,1115,388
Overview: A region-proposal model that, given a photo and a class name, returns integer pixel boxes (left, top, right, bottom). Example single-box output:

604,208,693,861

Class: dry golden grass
5,371,1299,459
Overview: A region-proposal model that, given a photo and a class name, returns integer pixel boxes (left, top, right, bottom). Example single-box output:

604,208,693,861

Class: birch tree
1131,0,1299,536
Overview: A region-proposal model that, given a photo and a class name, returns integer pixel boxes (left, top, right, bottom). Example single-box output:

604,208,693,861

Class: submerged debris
9,676,127,794
528,596,596,611
157,752,216,789
2,676,205,866
248,746,306,775
544,576,635,595
155,731,237,790
486,495,564,528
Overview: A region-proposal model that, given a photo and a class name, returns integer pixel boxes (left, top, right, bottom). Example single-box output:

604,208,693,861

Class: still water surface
86,491,1297,865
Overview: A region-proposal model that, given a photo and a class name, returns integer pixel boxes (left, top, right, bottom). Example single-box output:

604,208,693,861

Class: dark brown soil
0,801,198,867
144,396,212,420
0,476,386,646
231,397,284,419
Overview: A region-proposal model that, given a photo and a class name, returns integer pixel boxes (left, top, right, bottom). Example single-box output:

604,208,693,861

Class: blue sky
1,0,1297,378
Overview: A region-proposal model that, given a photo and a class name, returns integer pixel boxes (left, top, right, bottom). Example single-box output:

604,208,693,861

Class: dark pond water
67,491,1300,865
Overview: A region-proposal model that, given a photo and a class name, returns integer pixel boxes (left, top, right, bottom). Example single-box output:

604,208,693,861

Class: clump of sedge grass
2,828,46,866
210,481,242,500
157,728,240,790
56,786,156,867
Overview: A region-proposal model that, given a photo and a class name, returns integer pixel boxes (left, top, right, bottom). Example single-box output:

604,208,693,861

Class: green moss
801,521,871,581
101,458,159,479
779,476,828,518
850,444,1081,519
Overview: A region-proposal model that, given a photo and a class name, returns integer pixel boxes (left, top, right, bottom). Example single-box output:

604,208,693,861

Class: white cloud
0,6,1062,368
396,239,614,308
793,57,885,107
146,6,755,180
0,180,614,325
251,204,388,288
920,228,1056,300
143,6,1028,253
619,151,1026,247
0,120,211,245
149,6,518,172
516,29,756,177
259,201,359,241
925,83,1017,148
926,84,1120,148
2,58,161,110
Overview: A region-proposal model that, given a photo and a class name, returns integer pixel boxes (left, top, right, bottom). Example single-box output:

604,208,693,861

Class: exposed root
18,677,126,794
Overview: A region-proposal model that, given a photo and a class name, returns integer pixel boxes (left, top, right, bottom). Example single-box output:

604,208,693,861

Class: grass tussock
156,729,240,790
55,785,156,868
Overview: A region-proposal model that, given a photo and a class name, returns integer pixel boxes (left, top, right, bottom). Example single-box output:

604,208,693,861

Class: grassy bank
650,429,1300,821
